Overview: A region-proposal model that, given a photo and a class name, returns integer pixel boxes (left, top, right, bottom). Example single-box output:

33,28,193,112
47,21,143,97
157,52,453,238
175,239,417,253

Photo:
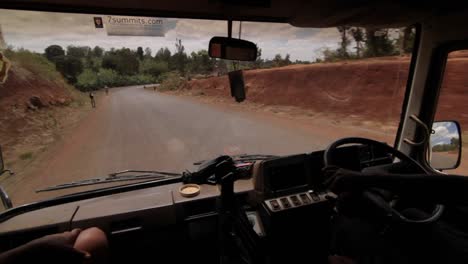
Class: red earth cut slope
184,56,468,127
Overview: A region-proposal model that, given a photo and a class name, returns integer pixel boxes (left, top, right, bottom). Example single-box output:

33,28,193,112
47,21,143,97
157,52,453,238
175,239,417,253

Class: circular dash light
179,184,201,198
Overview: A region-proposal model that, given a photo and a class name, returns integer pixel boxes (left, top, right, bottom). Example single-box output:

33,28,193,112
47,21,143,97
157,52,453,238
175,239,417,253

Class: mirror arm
404,114,430,146
0,186,12,209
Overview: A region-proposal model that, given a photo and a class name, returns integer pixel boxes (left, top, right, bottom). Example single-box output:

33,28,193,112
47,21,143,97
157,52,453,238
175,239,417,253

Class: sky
0,9,341,61
432,122,460,146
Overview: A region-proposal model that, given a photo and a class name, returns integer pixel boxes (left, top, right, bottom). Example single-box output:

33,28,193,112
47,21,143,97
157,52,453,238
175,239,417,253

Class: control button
290,195,302,206
279,197,291,208
269,200,281,211
299,193,311,204
309,192,320,202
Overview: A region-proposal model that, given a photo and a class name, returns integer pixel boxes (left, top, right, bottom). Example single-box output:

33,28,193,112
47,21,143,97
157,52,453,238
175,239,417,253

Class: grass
4,48,88,107
158,72,186,91
19,152,33,160
3,48,62,82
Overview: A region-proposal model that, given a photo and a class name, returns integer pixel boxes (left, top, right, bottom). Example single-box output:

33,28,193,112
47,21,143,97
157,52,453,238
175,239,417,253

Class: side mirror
429,121,462,170
208,37,257,61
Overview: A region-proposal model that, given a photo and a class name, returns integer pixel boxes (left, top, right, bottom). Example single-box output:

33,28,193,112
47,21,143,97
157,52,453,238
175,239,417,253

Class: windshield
0,9,415,205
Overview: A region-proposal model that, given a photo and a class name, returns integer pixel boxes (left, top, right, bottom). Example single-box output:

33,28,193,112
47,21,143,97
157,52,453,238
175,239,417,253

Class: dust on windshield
0,9,415,205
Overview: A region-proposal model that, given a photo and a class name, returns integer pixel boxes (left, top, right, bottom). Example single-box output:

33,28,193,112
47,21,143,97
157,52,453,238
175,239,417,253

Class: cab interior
1,1,468,264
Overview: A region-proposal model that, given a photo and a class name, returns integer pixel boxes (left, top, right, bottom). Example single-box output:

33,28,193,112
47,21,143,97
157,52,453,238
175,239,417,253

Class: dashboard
0,145,392,263
248,145,392,263
253,144,392,200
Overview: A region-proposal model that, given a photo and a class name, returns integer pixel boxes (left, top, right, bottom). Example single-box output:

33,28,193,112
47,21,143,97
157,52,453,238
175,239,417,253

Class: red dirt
0,65,72,108
183,55,468,128
0,65,74,148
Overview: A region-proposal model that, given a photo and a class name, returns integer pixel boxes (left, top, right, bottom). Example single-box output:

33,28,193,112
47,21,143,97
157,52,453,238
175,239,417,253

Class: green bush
4,49,62,81
75,68,157,91
141,59,169,77
158,72,185,91
76,69,98,91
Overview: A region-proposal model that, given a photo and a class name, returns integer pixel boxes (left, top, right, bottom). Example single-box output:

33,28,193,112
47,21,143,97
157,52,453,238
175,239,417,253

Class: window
433,50,468,174
0,9,415,205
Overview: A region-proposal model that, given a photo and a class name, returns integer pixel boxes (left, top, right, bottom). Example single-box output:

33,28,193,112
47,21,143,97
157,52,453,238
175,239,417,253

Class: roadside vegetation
3,49,63,82
317,27,415,62
3,26,415,93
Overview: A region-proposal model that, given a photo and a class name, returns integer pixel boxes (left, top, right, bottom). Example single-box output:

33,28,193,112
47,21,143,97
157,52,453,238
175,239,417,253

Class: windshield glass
0,10,415,205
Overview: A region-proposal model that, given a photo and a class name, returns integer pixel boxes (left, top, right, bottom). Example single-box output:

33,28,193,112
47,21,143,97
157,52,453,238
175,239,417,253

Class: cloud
0,8,340,60
432,122,459,145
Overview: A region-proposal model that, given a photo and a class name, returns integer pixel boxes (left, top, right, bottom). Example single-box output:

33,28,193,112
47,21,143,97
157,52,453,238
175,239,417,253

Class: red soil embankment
0,65,72,110
183,55,468,128
0,63,79,152
184,57,410,125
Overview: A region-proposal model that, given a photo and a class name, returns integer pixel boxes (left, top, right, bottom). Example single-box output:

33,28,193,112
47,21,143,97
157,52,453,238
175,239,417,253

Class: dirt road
8,85,355,204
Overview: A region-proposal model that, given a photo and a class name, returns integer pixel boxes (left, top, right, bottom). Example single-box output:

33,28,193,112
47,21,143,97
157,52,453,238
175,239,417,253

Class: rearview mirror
208,37,257,61
429,121,462,170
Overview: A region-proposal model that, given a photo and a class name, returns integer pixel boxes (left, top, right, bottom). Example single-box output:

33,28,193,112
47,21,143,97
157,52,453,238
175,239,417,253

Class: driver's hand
0,229,90,264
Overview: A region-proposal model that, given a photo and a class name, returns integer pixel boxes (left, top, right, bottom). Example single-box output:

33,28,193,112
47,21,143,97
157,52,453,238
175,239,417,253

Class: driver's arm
0,227,108,264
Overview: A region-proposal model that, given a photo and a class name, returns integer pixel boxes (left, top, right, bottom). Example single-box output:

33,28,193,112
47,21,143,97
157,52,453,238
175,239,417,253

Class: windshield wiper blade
36,170,182,193
108,170,180,177
231,154,278,162
193,154,278,165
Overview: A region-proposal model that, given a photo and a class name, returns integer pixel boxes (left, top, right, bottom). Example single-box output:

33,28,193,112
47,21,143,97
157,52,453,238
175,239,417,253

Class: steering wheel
323,137,444,224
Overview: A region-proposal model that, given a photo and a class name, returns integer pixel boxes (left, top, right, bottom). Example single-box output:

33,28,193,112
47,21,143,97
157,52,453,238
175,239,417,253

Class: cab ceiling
0,0,467,28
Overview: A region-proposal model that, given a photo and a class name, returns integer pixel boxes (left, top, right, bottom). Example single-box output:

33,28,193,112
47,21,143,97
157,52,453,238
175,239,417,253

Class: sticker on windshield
103,15,165,37
94,17,104,28
0,52,11,84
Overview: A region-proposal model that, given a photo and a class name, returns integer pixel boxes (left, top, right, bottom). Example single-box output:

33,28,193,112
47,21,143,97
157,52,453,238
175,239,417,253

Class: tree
155,47,171,62
284,54,291,66
55,55,84,83
364,28,395,57
252,48,264,69
171,39,188,74
337,26,351,58
321,47,340,62
137,47,144,60
141,59,169,77
189,49,214,74
144,47,152,58
102,48,139,75
44,45,65,62
216,59,228,75
92,46,104,57
402,27,415,54
451,137,460,147
67,46,90,58
273,54,283,67
350,27,365,57
272,53,291,67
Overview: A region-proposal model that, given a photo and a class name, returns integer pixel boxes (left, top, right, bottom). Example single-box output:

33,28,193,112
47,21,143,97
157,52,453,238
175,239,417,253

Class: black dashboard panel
260,145,392,198
263,154,310,196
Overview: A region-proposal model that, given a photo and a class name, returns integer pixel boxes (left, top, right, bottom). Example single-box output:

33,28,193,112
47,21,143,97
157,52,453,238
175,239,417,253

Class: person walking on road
89,92,96,108
105,86,109,95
